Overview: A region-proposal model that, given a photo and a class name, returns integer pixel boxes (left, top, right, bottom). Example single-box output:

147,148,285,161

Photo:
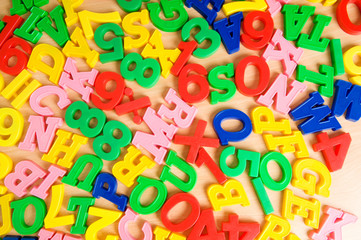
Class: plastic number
235,55,270,97
222,0,267,16
120,52,161,88
117,0,142,12
181,18,221,59
241,11,274,50
337,0,361,35
94,23,124,64
93,120,132,161
0,108,24,147
0,37,32,76
91,71,125,110
0,15,24,48
65,101,106,138
178,63,209,103
147,0,188,32
78,10,121,40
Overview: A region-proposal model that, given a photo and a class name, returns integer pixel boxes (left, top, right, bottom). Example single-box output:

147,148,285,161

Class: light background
0,0,361,239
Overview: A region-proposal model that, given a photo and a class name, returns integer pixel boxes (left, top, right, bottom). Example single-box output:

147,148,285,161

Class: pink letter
158,88,197,129
309,206,357,240
132,108,177,164
263,29,303,77
30,86,71,116
118,208,153,240
59,57,98,103
257,74,307,115
4,160,46,197
18,115,63,153
31,165,67,199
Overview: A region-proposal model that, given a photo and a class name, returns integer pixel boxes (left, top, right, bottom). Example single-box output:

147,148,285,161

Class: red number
0,15,23,48
178,63,209,103
235,55,270,97
241,11,274,50
337,0,361,34
0,37,32,76
91,71,125,110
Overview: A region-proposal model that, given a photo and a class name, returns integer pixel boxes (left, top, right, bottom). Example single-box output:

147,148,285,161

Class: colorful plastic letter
92,173,129,212
343,46,361,84
27,43,66,85
62,154,102,192
332,79,361,121
129,176,167,215
58,0,84,26
296,64,334,97
330,39,345,76
42,129,88,168
213,12,243,54
0,193,14,235
112,146,155,188
213,109,252,145
0,153,13,195
208,179,250,211
118,208,153,240
282,189,320,229
18,116,63,153
154,226,186,240
290,92,341,134
257,74,307,115
37,6,70,47
29,86,71,116
122,10,150,50
256,214,291,240
282,4,315,41
292,158,331,197
160,150,197,192
185,0,224,25
263,131,309,158
14,7,47,44
313,131,351,172
297,14,331,52
4,160,46,197
67,197,95,234
30,165,66,199
173,120,219,163
59,57,98,103
208,63,236,104
251,106,292,134
62,27,99,68
309,206,357,240
1,70,41,109
263,29,303,77
85,206,122,240
132,107,177,164
158,88,197,129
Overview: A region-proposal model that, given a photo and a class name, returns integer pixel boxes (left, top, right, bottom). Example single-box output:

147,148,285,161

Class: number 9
0,108,24,146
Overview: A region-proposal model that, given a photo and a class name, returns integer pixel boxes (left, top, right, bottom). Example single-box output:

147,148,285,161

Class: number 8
93,120,132,161
65,101,106,138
